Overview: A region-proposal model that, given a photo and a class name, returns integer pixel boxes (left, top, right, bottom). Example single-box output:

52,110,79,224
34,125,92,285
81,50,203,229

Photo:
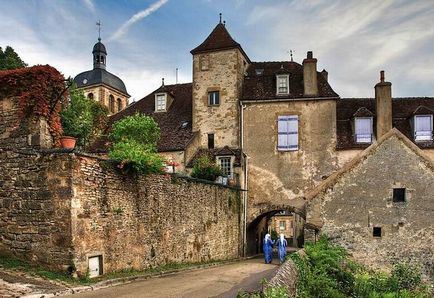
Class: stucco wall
307,135,434,277
70,156,241,275
243,99,337,223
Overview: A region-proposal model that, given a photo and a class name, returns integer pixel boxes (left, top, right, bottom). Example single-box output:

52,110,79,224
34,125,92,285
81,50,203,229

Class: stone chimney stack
375,70,392,138
303,51,318,97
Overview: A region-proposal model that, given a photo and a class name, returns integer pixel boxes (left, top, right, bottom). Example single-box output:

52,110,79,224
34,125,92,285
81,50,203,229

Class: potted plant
60,84,93,149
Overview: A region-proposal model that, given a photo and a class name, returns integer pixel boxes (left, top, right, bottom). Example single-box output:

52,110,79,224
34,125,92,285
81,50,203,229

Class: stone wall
306,132,434,278
192,49,247,149
70,156,241,274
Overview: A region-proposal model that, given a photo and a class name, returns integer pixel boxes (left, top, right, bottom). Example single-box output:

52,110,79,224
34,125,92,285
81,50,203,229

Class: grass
0,254,234,286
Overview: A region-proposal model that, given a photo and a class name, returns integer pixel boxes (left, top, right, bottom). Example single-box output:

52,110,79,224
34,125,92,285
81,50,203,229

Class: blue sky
1,0,434,102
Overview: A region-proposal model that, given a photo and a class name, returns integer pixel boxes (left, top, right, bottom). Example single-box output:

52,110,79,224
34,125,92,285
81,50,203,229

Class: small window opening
181,121,188,129
117,98,122,112
373,227,382,238
208,91,219,106
101,56,104,64
255,69,264,75
393,188,406,203
87,93,94,100
208,133,215,149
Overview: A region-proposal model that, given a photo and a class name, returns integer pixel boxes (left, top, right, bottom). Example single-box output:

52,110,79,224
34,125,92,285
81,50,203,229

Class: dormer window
414,115,433,141
155,93,167,112
355,117,373,143
276,75,289,95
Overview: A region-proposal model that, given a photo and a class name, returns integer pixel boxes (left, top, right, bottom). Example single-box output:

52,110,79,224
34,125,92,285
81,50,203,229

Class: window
155,93,166,112
279,221,286,231
414,115,433,141
208,91,219,106
208,133,214,149
393,188,406,203
117,98,122,112
355,117,373,143
373,227,382,238
218,157,232,178
277,115,298,151
87,93,94,100
276,75,289,95
109,95,115,113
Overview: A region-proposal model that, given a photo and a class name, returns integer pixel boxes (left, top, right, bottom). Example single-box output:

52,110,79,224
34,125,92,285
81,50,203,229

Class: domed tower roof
73,39,129,96
92,40,107,55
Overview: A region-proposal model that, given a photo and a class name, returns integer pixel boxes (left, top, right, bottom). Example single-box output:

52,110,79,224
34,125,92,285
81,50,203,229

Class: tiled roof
98,83,194,152
187,147,243,168
190,23,250,62
337,97,434,149
242,61,339,101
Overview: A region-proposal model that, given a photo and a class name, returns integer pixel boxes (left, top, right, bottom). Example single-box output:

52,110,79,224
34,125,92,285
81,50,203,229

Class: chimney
321,69,328,82
303,51,318,97
375,70,392,138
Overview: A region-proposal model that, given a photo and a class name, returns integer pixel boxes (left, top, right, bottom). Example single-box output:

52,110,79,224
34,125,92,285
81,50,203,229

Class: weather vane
219,13,222,24
96,20,102,41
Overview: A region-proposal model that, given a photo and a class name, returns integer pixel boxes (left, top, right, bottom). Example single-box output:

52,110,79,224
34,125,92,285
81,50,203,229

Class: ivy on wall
0,65,68,146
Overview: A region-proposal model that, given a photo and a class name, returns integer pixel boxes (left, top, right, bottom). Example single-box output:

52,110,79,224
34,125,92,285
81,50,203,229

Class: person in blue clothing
276,234,288,263
263,233,274,264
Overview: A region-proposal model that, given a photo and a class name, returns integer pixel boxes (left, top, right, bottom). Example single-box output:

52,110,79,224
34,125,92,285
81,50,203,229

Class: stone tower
74,38,130,115
190,21,250,150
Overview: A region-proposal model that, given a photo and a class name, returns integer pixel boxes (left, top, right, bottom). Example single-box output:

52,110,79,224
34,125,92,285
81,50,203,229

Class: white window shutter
277,115,298,151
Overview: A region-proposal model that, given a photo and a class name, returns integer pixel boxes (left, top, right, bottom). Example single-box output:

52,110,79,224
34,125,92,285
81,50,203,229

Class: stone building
268,212,304,247
98,20,434,273
74,38,130,115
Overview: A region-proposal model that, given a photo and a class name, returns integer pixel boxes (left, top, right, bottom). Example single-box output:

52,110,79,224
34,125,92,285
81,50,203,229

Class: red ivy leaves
0,65,67,146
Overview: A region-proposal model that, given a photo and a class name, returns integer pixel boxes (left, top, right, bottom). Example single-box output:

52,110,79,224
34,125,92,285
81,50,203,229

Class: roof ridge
305,128,434,204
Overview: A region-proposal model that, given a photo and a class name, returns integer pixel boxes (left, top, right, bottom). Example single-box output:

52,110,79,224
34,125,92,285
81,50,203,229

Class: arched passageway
246,207,306,256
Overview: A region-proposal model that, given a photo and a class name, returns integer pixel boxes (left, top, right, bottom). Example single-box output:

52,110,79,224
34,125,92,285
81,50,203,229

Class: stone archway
245,202,306,256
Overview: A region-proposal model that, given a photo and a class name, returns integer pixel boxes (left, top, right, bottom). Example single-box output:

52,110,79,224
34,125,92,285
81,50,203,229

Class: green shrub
108,114,164,175
291,237,431,298
191,155,222,181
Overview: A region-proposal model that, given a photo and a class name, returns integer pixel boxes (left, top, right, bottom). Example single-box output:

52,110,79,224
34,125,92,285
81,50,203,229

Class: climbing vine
0,65,68,146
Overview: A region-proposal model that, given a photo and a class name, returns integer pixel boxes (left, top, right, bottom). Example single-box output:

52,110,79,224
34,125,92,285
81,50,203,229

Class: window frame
155,93,167,112
414,114,433,142
217,156,233,179
277,115,299,151
393,188,406,203
279,220,286,231
276,74,289,95
208,91,220,106
354,117,373,144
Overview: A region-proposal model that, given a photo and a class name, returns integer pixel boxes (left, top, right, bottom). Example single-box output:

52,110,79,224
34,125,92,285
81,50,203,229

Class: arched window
117,98,122,112
109,95,115,113
101,56,104,64
87,93,94,100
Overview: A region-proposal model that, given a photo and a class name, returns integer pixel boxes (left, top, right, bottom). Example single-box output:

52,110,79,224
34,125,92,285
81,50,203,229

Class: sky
1,0,434,102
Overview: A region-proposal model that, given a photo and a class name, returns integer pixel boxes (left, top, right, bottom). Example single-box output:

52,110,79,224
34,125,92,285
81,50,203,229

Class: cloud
82,0,95,13
109,0,169,41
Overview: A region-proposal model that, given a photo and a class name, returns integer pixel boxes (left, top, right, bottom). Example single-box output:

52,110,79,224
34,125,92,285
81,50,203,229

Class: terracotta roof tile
337,97,434,149
242,61,339,100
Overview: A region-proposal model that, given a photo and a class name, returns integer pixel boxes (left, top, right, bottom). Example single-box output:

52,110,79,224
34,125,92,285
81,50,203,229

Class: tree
0,46,27,70
109,114,164,174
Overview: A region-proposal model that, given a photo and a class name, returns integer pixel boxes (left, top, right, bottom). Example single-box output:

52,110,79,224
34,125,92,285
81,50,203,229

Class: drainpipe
240,101,248,257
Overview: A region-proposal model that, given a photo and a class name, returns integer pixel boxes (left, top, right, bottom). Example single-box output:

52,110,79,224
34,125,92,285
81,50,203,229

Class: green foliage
270,230,279,241
191,155,222,181
0,46,27,70
291,236,431,298
60,84,94,146
60,82,108,148
109,113,164,175
109,113,160,146
237,286,288,298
